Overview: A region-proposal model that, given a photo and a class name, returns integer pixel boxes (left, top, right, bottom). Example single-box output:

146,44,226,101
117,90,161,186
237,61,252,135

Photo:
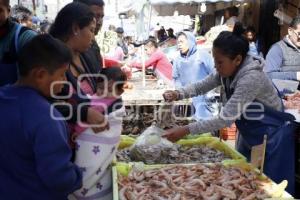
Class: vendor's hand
86,108,110,133
163,90,180,102
162,126,189,142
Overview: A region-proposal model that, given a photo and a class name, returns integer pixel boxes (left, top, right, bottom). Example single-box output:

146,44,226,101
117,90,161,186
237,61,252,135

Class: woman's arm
187,72,263,134
177,73,221,100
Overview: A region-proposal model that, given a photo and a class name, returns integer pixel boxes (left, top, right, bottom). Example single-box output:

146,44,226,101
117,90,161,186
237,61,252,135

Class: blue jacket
0,86,82,200
172,31,215,119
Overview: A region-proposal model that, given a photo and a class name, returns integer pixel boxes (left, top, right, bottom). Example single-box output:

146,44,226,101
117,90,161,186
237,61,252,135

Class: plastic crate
113,162,293,200
220,123,237,140
116,135,246,165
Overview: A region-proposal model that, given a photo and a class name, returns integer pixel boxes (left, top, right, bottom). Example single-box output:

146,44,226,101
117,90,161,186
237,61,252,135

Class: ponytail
213,22,249,60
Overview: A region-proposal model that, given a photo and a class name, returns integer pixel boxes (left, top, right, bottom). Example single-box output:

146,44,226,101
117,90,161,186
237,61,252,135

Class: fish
116,145,231,164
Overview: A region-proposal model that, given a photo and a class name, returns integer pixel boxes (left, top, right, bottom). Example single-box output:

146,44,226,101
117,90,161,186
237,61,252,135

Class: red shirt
131,49,173,80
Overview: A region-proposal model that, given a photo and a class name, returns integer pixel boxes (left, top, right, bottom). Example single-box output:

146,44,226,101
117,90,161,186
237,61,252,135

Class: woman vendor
163,24,296,194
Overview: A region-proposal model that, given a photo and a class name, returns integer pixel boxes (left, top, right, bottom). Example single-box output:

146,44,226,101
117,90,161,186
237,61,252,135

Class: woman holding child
50,2,125,199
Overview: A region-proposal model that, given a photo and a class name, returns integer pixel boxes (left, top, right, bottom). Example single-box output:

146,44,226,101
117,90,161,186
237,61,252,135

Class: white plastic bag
129,125,176,164
70,106,125,200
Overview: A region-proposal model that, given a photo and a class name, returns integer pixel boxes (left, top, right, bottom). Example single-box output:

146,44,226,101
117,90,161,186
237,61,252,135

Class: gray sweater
178,56,282,134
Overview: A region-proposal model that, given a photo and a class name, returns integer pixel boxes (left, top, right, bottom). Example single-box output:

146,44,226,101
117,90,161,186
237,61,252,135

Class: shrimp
215,185,236,199
173,193,181,200
132,171,145,182
201,191,221,200
240,193,256,200
188,178,206,189
149,180,168,188
119,186,128,200
150,193,168,200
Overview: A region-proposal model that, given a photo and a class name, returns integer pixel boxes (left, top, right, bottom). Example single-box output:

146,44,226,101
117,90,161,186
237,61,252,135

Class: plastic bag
129,125,177,164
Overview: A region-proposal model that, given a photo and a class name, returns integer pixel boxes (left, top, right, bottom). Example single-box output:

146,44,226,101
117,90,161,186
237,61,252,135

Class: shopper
10,5,33,28
0,0,36,86
0,34,82,200
74,0,105,73
245,26,262,57
71,67,126,200
50,2,108,133
265,16,300,81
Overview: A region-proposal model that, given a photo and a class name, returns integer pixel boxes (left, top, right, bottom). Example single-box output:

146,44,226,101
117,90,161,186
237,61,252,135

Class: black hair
11,5,32,22
145,38,158,48
96,67,127,90
177,31,188,39
290,15,300,29
116,27,124,34
18,34,72,77
74,0,104,6
49,2,94,41
0,0,9,7
246,26,256,34
225,6,239,17
213,22,249,60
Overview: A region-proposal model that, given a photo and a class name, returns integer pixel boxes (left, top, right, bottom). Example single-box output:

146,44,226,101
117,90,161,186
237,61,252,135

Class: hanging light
200,3,207,13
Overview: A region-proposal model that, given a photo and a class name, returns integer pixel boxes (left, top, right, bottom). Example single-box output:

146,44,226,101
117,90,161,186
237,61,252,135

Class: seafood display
284,92,300,110
118,164,271,200
117,145,231,164
122,106,194,135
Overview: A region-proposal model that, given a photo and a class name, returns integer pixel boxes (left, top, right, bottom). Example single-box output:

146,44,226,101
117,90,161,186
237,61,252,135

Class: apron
0,24,22,86
224,82,297,194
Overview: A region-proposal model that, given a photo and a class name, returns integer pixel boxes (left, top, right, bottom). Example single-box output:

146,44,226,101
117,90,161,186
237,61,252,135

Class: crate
117,135,246,164
220,123,237,140
113,162,293,200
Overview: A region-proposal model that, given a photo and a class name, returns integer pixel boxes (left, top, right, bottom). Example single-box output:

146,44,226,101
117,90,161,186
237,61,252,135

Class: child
72,67,126,135
0,34,82,199
70,67,126,200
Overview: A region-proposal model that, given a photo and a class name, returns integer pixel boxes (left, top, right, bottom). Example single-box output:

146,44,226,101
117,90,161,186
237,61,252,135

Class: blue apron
236,102,296,194
0,24,22,86
224,76,296,194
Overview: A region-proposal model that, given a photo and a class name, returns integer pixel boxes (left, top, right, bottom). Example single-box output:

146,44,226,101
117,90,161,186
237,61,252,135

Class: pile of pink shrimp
118,164,271,200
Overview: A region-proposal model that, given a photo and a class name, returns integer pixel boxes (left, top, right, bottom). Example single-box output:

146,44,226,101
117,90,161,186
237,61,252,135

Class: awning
150,0,242,4
118,0,244,17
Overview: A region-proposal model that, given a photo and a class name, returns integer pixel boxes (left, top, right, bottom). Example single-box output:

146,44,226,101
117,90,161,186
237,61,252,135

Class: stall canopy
117,0,243,39
150,0,241,4
119,0,244,17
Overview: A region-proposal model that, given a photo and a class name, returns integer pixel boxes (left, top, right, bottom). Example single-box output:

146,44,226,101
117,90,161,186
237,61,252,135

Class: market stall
121,70,193,136
112,131,293,199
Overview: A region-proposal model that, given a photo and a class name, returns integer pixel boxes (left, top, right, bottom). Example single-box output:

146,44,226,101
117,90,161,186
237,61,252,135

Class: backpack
0,24,30,86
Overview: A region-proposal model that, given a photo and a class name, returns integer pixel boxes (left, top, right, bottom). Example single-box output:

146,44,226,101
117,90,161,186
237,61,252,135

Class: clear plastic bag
129,125,177,164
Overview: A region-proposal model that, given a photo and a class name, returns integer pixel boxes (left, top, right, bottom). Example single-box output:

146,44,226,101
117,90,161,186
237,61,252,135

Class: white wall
44,0,72,21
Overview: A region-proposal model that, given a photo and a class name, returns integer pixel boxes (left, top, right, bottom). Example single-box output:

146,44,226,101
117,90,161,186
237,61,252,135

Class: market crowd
0,0,300,198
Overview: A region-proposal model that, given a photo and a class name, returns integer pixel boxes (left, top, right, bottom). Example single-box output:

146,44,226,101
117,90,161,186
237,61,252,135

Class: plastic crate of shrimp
116,134,245,165
113,162,293,200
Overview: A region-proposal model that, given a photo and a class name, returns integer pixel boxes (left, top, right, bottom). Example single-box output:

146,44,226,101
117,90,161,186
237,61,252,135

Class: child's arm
33,116,82,197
